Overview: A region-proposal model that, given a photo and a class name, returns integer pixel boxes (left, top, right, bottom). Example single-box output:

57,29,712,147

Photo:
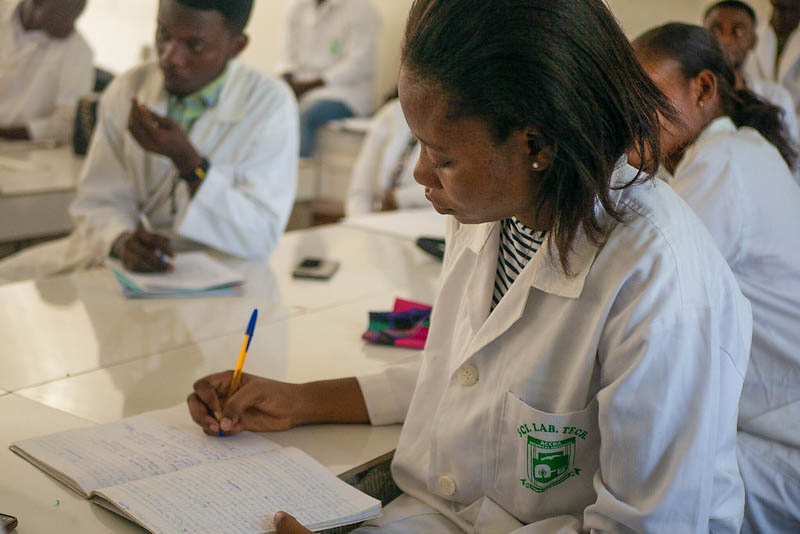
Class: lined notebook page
97,447,381,534
12,415,280,494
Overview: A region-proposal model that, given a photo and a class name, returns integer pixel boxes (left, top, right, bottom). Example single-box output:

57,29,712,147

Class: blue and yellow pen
220,309,258,436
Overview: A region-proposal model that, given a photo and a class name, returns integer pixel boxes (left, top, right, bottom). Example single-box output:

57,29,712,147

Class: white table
14,290,423,424
0,225,438,392
0,220,441,533
0,143,84,243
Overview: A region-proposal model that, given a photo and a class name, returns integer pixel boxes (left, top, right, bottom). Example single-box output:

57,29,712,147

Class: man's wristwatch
181,157,210,186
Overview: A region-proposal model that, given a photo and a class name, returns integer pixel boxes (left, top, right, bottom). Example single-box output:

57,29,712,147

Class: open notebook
109,251,245,298
10,414,381,533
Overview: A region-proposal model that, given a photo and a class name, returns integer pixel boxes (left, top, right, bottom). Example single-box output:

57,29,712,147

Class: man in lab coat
0,0,298,281
277,0,381,157
744,0,800,116
0,0,93,143
74,0,299,272
704,0,800,141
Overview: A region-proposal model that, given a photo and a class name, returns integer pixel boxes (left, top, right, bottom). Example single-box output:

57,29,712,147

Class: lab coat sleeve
671,150,746,265
176,82,299,259
321,2,381,87
345,104,394,216
356,354,422,426
69,76,141,256
582,288,747,532
27,38,94,143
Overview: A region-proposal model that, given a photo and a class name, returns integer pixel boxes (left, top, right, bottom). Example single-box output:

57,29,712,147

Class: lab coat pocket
491,392,600,523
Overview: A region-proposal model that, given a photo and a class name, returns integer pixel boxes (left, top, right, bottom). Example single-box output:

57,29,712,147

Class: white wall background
78,0,772,105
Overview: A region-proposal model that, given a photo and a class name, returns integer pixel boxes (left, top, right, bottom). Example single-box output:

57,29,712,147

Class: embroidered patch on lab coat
516,419,589,494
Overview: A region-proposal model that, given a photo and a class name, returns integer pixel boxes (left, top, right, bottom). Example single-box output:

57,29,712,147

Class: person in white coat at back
187,2,753,532
704,0,800,144
345,97,426,216
0,0,93,142
744,0,800,116
277,0,381,158
0,0,298,283
634,23,800,533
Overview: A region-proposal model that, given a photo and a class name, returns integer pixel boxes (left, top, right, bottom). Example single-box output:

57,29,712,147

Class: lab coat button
458,364,479,386
438,475,456,496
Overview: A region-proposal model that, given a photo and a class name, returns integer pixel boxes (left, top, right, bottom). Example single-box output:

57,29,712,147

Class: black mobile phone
291,257,340,280
416,236,446,261
1,513,18,532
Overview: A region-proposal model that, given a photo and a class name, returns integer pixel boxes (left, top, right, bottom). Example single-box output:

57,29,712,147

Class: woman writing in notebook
188,0,753,532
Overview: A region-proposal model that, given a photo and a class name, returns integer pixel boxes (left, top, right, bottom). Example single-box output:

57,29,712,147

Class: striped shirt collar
460,158,634,299
491,217,547,311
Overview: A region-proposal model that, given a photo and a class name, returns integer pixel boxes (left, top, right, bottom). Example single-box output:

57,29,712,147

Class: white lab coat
0,60,298,283
746,75,800,143
666,117,800,532
744,21,800,117
345,99,427,215
0,0,93,142
357,162,753,533
276,0,381,116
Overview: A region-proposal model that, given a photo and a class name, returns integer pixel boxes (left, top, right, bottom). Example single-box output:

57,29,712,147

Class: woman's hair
401,0,676,275
634,23,798,170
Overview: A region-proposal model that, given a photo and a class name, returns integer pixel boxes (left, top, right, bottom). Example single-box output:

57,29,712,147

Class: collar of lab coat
3,0,48,44
671,116,736,180
754,23,800,82
136,60,248,124
754,24,778,80
461,159,632,301
695,116,737,145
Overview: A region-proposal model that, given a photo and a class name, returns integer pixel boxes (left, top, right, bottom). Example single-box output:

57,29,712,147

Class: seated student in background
633,23,800,534
744,0,800,116
277,0,381,158
0,0,298,281
0,0,93,143
188,1,753,532
704,0,800,143
345,97,427,215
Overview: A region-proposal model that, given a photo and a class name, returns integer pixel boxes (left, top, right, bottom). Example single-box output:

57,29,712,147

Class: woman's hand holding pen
188,373,302,436
187,374,371,437
111,225,174,272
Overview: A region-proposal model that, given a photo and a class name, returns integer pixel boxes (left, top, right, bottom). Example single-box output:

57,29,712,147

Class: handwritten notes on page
98,447,380,534
11,414,381,533
11,414,279,495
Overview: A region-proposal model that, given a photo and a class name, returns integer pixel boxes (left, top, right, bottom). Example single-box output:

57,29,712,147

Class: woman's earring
698,100,705,108
531,161,540,170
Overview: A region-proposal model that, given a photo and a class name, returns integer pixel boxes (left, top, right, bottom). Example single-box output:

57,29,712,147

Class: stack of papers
109,251,244,298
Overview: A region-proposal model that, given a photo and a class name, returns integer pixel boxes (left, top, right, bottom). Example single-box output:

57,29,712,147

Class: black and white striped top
491,217,547,312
